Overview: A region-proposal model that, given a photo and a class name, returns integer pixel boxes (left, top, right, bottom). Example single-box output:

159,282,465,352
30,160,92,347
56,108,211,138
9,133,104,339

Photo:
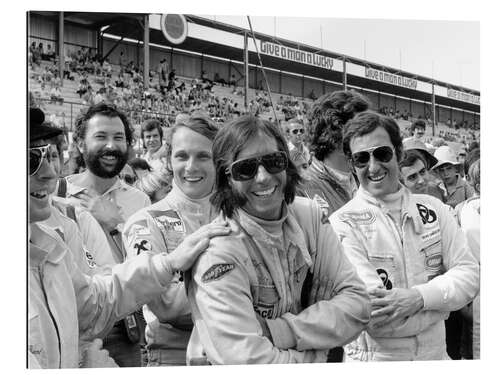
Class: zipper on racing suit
38,265,63,368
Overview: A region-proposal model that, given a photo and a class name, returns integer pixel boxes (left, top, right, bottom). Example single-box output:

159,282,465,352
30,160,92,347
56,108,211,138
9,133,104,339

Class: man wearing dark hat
28,108,212,368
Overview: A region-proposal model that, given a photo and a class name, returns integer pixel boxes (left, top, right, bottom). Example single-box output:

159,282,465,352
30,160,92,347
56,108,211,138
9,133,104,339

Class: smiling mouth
252,186,277,197
30,190,48,200
368,172,387,182
184,176,203,183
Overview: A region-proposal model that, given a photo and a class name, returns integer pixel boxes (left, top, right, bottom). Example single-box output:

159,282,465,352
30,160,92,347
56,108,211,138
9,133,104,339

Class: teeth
101,155,116,160
31,190,48,199
185,177,202,182
253,187,276,197
368,173,385,182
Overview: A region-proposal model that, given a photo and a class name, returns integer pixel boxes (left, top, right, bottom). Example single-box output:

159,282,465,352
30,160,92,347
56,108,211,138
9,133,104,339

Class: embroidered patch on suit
417,203,437,225
376,268,393,290
133,239,152,255
201,263,235,283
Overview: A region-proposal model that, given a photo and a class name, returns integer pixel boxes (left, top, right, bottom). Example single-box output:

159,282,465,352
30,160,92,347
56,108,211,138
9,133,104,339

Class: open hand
166,221,232,272
77,190,124,232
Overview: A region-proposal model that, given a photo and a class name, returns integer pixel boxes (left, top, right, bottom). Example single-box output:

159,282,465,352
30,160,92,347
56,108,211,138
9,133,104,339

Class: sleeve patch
201,263,235,283
83,245,97,268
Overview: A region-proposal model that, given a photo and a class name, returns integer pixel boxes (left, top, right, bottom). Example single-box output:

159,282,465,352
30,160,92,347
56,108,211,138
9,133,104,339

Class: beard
83,147,128,179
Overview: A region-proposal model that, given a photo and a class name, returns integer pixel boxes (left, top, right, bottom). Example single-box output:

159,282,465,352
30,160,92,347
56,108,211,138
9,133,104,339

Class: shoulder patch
338,210,376,225
149,209,185,233
201,263,235,283
133,239,152,255
416,203,437,225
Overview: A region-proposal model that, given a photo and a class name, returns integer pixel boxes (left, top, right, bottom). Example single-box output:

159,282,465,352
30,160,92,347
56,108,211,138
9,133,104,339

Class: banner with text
447,88,480,105
259,41,336,71
365,67,418,90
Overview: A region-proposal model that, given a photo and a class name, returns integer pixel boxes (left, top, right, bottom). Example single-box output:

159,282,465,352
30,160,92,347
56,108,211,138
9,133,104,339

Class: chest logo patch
202,263,235,283
134,239,152,255
150,209,185,233
417,203,437,225
376,268,393,290
339,210,376,226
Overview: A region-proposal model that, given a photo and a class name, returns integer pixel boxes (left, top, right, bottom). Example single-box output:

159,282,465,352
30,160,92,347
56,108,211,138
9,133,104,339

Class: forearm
72,252,173,340
367,310,449,338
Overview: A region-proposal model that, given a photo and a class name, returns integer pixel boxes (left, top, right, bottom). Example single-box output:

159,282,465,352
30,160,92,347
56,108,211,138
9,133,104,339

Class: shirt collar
66,174,125,197
29,223,67,267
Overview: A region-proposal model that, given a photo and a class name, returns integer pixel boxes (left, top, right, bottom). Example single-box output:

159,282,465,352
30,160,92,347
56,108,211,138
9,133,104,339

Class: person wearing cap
29,109,220,368
400,138,446,201
432,145,475,209
329,111,479,361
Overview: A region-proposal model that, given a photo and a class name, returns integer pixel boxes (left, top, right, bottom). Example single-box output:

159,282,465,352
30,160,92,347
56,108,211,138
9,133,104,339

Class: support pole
58,12,64,86
342,56,347,90
244,31,249,112
143,15,150,90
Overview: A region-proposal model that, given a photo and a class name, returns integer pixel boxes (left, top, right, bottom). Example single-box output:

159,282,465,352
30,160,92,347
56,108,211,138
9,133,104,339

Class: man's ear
76,139,84,154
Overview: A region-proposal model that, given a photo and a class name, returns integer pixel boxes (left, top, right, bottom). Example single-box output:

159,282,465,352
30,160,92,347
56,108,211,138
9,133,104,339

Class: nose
37,158,57,180
185,156,195,171
367,154,380,172
416,174,425,186
254,164,272,183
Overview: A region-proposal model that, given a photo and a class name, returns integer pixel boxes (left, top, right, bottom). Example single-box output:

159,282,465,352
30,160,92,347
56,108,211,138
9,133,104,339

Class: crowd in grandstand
28,42,481,369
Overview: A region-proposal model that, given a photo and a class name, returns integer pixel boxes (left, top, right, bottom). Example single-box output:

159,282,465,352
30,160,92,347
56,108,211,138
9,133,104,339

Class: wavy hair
210,115,302,219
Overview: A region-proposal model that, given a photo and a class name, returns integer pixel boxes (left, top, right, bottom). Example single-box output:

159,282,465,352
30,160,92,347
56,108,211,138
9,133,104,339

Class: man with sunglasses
329,111,479,361
28,113,211,369
287,118,310,162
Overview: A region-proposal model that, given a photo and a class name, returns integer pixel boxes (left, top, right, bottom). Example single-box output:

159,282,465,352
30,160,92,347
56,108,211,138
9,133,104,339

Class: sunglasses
351,145,395,168
227,151,288,181
291,128,304,135
29,144,51,176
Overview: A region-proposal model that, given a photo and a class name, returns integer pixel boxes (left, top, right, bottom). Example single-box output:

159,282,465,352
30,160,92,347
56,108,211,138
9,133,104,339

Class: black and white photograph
19,0,497,372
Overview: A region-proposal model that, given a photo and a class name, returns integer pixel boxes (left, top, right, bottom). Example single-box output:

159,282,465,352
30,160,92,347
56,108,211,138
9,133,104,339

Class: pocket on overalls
367,254,396,290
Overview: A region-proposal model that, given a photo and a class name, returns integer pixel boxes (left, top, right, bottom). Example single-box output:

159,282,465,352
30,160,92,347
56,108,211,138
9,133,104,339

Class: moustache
97,149,125,158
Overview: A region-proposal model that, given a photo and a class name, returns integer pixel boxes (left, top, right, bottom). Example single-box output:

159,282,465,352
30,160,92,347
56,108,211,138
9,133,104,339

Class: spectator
140,119,165,171
185,115,370,364
330,110,479,361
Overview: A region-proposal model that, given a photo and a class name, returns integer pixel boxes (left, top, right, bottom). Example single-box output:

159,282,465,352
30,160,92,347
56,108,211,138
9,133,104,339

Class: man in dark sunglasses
330,111,479,361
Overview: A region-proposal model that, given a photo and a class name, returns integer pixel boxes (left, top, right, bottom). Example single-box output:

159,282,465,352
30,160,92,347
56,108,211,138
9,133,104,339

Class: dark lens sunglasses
291,128,304,135
227,151,288,181
351,145,394,168
29,144,51,176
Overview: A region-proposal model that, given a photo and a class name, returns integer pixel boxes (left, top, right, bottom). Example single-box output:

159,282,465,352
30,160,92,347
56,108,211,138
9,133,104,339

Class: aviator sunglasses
291,128,304,135
351,145,395,168
227,151,288,181
29,144,52,176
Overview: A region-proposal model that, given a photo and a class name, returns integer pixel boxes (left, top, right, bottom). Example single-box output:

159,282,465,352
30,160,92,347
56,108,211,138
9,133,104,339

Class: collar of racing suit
29,223,67,268
167,180,217,221
355,184,424,235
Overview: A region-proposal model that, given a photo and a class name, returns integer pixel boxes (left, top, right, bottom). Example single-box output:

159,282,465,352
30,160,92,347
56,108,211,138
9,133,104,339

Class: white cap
432,145,461,169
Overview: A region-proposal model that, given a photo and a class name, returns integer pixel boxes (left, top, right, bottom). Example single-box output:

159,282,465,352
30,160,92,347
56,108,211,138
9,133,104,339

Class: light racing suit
329,186,479,361
28,223,177,368
122,182,218,365
186,197,370,364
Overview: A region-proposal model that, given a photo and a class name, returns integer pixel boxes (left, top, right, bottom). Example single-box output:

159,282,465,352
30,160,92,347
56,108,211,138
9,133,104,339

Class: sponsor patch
254,304,275,319
417,203,437,225
133,239,152,255
376,268,393,290
421,241,443,280
201,263,235,283
150,209,185,233
421,228,441,242
339,210,376,226
83,245,97,268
